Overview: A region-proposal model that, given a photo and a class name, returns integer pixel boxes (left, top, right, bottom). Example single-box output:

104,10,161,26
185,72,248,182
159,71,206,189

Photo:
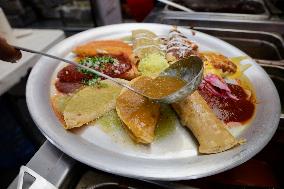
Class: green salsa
155,105,177,140
96,110,123,133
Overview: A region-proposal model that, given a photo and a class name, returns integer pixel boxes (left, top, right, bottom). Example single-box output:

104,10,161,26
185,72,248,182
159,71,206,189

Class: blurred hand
0,36,22,63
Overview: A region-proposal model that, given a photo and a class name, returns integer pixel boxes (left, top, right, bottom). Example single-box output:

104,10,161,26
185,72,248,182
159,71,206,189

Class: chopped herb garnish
77,56,118,86
82,77,101,86
77,56,117,74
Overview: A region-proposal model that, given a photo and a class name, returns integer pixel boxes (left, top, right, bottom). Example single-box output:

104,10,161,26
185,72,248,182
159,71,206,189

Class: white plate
26,23,281,180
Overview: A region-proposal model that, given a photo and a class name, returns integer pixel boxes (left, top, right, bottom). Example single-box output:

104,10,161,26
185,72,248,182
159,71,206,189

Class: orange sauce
73,40,133,58
140,76,186,99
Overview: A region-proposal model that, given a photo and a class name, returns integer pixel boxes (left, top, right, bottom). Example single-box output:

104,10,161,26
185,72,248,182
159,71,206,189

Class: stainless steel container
163,0,270,20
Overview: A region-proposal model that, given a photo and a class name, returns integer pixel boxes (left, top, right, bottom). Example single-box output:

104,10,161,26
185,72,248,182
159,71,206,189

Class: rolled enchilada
172,91,241,154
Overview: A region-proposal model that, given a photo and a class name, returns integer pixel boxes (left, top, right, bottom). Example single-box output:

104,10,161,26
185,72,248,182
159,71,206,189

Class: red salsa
199,83,255,123
55,80,82,94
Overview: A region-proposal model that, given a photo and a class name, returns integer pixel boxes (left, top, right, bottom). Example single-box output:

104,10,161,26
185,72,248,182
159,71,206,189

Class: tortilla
172,91,241,154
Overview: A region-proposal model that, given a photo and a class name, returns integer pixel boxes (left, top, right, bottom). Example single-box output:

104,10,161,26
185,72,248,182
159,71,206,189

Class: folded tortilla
172,91,241,154
62,80,123,129
116,76,160,144
132,29,163,59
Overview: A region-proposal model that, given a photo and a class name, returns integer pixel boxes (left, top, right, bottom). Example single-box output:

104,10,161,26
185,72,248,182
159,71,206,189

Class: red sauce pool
57,64,92,82
55,80,82,94
198,83,255,123
55,65,90,94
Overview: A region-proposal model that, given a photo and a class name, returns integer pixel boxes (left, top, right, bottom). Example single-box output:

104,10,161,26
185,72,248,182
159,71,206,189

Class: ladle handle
13,46,144,95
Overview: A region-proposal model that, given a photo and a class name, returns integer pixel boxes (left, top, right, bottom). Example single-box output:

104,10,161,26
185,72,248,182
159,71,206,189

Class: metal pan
163,0,270,20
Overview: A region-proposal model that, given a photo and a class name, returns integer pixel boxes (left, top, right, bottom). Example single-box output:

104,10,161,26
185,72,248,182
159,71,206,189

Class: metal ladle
14,46,203,103
158,55,203,103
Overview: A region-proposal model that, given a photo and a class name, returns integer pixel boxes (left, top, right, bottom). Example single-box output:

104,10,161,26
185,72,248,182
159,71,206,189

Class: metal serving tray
195,27,284,60
145,8,284,35
163,0,270,20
